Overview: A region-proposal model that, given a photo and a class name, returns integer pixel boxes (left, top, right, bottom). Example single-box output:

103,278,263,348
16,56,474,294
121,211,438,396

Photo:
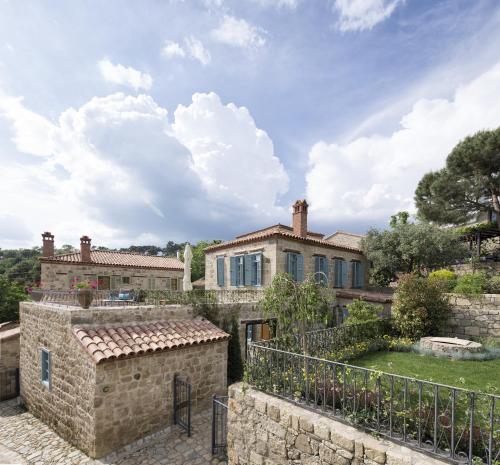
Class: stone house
20,301,229,458
204,200,368,292
40,232,184,291
0,322,20,400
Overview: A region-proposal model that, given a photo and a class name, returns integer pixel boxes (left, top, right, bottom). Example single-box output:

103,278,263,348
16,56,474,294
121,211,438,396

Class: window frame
40,348,51,390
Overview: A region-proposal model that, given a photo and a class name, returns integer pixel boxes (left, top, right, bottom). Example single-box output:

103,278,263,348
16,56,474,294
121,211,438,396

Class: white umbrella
182,243,193,291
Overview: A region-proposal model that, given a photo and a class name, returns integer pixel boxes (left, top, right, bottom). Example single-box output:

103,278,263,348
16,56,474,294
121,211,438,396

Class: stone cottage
40,232,184,291
20,301,229,458
204,200,368,291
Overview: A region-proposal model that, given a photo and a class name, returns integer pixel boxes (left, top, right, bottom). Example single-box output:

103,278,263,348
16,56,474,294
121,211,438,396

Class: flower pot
77,289,94,309
29,289,44,302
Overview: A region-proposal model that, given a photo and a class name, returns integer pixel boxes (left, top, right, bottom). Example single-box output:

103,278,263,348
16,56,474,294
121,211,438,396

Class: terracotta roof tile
40,250,184,270
205,224,363,254
73,319,229,364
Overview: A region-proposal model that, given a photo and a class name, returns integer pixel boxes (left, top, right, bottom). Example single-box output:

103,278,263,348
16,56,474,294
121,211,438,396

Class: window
352,261,364,289
41,348,51,389
122,276,130,285
216,257,225,286
230,253,263,286
314,255,328,285
286,252,304,282
171,277,178,291
148,277,156,290
333,259,348,288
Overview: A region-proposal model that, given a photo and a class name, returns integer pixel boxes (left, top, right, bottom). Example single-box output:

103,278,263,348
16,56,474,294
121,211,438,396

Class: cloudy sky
1,0,500,249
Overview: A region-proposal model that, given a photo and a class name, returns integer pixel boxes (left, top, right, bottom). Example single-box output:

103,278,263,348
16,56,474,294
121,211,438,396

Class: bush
428,269,457,291
344,299,382,324
453,272,487,296
392,273,450,339
0,276,27,323
486,275,500,294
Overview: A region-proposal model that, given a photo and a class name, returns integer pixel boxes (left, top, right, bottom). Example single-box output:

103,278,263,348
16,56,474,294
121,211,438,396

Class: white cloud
171,92,289,209
0,91,288,247
98,59,153,91
184,36,211,65
305,62,500,225
249,0,298,9
162,40,186,59
211,15,266,49
333,0,403,32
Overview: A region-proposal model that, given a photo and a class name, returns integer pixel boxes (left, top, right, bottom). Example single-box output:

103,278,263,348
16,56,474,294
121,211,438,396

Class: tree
181,240,221,282
0,276,28,323
260,273,330,355
362,212,467,286
415,128,500,227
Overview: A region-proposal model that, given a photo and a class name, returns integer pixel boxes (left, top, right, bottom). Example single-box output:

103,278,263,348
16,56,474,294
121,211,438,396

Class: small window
314,256,328,286
122,276,130,285
148,277,156,290
41,348,51,389
352,261,364,289
171,278,178,291
286,252,304,282
216,257,225,287
333,259,348,288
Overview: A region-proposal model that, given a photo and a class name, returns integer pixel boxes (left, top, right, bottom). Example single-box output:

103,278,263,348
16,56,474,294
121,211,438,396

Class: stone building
40,232,184,291
20,301,229,458
204,200,368,291
0,322,20,400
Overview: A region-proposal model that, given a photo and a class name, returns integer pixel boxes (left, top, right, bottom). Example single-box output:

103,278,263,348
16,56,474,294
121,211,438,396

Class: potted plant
73,280,96,308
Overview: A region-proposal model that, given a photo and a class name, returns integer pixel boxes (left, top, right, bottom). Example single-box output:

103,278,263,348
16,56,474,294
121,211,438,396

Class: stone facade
20,302,228,458
41,262,183,291
205,237,367,291
227,383,448,465
446,293,500,338
0,324,20,400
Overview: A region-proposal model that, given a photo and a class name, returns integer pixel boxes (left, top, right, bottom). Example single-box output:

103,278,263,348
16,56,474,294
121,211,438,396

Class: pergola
461,226,500,256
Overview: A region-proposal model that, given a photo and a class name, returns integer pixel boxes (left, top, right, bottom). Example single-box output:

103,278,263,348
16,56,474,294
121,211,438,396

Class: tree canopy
362,213,467,286
415,128,500,227
0,275,28,323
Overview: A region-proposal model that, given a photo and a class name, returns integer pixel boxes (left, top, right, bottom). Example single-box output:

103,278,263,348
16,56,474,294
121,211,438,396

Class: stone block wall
446,294,500,338
41,262,183,290
227,383,448,465
0,327,20,401
93,340,227,457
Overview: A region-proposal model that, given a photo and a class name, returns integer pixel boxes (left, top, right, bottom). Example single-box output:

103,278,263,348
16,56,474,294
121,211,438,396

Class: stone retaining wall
227,383,448,465
447,294,500,338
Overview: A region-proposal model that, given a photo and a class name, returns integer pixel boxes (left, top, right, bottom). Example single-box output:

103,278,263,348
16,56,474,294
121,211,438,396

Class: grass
351,351,500,394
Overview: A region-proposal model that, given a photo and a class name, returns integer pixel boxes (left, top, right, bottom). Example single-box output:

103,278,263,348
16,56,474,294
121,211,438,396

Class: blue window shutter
358,262,364,288
321,257,328,285
256,254,262,286
217,257,224,286
297,254,304,282
352,262,357,287
341,260,348,288
244,255,252,286
286,252,291,275
230,257,237,286
314,256,320,283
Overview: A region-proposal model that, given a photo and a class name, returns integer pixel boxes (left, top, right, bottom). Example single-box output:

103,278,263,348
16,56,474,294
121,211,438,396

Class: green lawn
351,351,500,394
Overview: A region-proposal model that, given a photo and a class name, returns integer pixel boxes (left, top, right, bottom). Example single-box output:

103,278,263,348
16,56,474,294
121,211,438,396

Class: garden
247,272,500,465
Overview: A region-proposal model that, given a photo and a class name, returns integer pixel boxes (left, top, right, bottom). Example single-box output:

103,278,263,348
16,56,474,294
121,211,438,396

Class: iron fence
212,395,228,458
173,374,192,437
246,342,500,465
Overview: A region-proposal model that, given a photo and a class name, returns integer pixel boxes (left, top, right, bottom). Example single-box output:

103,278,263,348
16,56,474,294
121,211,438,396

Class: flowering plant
70,276,98,290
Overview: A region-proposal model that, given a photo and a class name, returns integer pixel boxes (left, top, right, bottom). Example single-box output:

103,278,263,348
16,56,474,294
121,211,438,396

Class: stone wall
0,326,20,400
446,293,500,338
451,261,500,276
41,262,183,290
227,383,447,465
205,236,368,291
93,340,227,457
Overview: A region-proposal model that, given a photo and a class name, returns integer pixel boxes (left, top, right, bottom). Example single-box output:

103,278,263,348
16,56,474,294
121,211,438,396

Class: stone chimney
42,232,55,257
292,200,308,238
80,236,91,262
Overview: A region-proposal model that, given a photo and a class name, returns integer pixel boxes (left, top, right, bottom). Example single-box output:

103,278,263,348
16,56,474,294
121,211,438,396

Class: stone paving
0,399,227,465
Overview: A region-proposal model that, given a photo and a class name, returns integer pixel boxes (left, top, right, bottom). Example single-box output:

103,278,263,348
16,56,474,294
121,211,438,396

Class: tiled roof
0,322,20,341
205,224,363,254
324,231,364,251
73,319,229,364
40,250,184,270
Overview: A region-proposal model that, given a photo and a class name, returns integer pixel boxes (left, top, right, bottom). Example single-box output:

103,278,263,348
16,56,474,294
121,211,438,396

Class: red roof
40,250,184,271
204,224,363,254
73,319,229,364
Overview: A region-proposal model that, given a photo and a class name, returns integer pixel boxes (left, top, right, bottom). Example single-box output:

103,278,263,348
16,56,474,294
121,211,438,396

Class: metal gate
173,374,191,436
211,395,228,458
0,368,20,401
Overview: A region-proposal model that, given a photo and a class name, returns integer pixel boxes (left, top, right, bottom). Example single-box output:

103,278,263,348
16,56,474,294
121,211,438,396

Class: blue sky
1,0,500,248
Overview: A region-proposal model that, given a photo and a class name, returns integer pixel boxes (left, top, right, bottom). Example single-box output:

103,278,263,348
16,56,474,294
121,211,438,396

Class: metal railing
246,342,499,465
34,288,266,307
212,395,228,458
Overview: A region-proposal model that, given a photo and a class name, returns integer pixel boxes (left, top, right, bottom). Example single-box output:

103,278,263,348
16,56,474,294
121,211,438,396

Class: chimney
80,236,91,262
42,232,55,257
292,200,308,238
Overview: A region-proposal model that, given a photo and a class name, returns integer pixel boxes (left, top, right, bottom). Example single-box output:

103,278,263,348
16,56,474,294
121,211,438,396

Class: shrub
392,273,450,339
453,272,487,296
344,298,383,324
428,269,457,291
0,276,27,323
486,275,500,294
